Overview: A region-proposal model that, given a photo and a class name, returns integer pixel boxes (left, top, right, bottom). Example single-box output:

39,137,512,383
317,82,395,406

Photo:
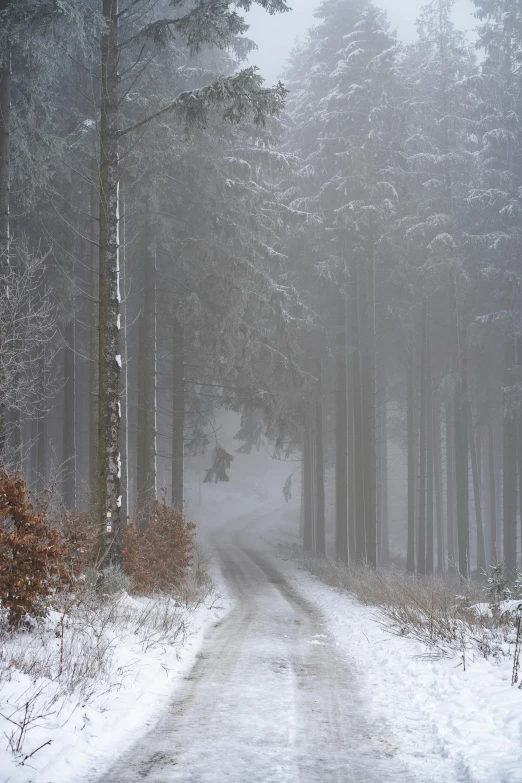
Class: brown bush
0,469,67,629
123,499,196,594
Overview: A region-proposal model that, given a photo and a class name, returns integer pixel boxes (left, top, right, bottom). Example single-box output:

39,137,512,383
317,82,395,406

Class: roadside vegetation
302,551,522,681
0,469,216,764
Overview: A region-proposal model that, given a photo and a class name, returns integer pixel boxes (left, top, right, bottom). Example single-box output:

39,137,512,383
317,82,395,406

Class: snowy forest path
97,512,421,783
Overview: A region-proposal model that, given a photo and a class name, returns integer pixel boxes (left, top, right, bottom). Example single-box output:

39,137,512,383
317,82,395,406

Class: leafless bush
0,240,57,421
302,553,521,666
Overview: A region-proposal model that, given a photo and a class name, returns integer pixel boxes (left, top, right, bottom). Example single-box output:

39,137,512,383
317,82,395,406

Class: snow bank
0,586,229,783
265,516,522,783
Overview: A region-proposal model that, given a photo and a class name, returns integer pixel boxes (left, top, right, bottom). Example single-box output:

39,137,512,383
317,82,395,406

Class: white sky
245,0,476,84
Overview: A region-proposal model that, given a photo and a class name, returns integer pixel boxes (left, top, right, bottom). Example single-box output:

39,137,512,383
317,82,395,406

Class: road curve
96,513,419,783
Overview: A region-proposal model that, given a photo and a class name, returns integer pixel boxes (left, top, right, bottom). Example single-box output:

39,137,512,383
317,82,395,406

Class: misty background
246,0,476,83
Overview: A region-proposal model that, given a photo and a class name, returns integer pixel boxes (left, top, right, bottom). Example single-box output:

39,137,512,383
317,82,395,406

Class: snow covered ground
0,585,229,783
267,514,522,783
2,486,521,782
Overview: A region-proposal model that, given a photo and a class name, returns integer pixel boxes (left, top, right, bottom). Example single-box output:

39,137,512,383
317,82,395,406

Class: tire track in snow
95,517,431,782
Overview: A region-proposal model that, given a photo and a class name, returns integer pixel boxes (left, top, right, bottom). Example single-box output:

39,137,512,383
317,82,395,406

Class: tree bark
406,346,415,573
98,0,122,566
351,262,366,561
488,412,497,564
452,284,469,579
315,355,326,555
303,408,313,552
171,316,184,510
347,308,355,560
426,306,434,575
136,214,157,516
445,396,456,573
335,290,348,561
378,360,389,564
0,29,11,455
418,300,427,576
62,320,76,508
364,239,377,567
119,181,128,523
0,27,10,264
89,162,98,510
502,334,517,572
469,405,486,573
433,395,444,573
36,355,46,495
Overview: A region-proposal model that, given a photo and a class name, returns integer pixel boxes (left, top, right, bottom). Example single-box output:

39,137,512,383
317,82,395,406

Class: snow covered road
97,514,419,783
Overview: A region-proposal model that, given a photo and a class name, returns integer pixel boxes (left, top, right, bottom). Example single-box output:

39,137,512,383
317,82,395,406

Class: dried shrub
0,469,67,629
123,499,195,594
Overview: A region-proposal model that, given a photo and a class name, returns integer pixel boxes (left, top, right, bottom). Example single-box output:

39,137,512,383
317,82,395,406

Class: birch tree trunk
335,290,348,561
171,316,184,511
98,0,122,565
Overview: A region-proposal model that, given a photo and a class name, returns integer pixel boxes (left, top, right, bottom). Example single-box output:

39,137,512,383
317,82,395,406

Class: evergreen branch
116,67,287,138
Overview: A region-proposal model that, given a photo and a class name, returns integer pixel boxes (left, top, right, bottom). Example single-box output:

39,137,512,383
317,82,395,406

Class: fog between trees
1,0,522,579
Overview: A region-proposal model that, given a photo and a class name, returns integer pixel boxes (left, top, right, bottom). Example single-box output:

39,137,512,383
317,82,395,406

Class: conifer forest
2,1,522,781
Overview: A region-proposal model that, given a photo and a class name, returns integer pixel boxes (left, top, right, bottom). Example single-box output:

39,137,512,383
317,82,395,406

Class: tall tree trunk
452,284,469,578
487,411,497,564
303,408,313,552
360,238,377,566
136,219,156,516
426,306,434,575
418,300,427,576
469,405,486,573
445,397,456,573
0,28,11,455
62,320,76,508
434,395,444,573
335,290,348,562
171,317,184,510
347,310,355,560
502,334,517,572
351,262,366,561
119,182,128,523
36,354,46,495
98,0,122,565
315,355,325,555
90,162,99,510
378,361,389,564
406,346,415,573
0,29,9,263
